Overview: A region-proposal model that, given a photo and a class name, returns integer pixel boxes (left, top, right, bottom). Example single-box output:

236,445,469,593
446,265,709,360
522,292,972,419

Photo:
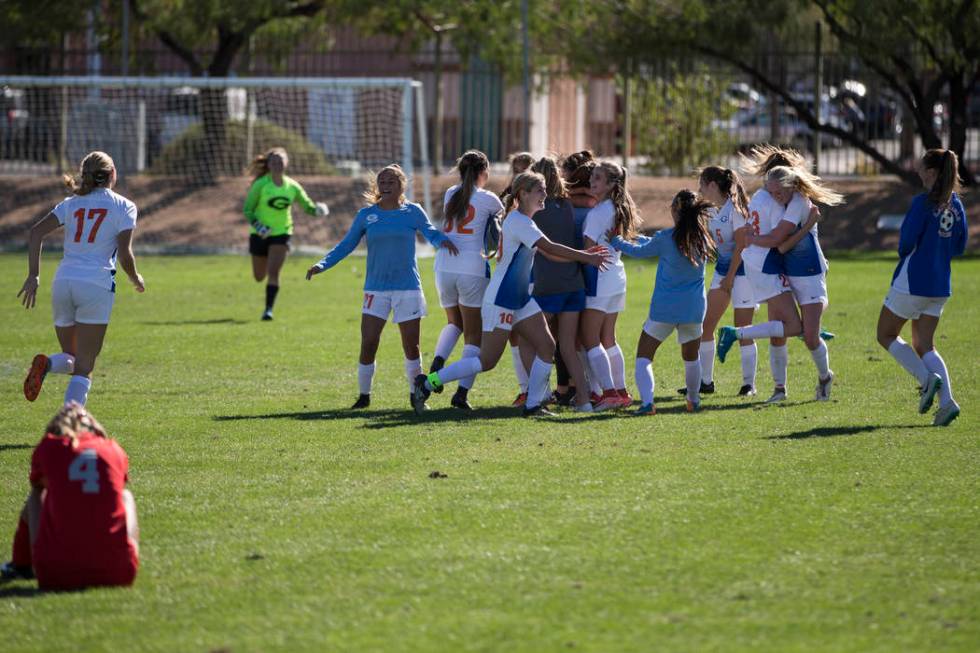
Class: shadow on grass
0,585,43,598
140,318,248,326
765,424,930,440
0,443,33,454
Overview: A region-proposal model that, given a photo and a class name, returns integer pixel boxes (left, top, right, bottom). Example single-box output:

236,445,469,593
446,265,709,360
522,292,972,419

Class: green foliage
149,119,335,176
630,65,737,175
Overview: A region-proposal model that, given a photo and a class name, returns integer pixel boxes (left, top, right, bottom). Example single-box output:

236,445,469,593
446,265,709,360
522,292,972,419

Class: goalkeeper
244,147,329,321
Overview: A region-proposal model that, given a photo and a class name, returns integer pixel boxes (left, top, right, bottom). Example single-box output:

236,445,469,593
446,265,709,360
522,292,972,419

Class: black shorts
249,234,291,257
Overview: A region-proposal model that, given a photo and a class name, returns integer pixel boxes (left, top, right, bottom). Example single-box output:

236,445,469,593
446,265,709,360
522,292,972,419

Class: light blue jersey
611,229,707,324
314,203,448,291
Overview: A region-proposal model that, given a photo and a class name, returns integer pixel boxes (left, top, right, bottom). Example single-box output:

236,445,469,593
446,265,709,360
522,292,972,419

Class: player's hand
720,275,734,294
807,206,821,228
306,265,323,281
17,276,39,309
604,228,621,243
130,273,145,293
441,240,460,256
255,224,271,238
315,202,330,218
586,246,611,271
735,228,749,249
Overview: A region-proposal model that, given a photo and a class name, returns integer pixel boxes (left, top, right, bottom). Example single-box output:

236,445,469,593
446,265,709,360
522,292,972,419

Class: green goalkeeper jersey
243,174,317,236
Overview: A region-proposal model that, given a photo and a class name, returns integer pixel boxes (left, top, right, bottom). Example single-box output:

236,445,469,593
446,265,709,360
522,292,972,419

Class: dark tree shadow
765,424,929,440
0,444,33,454
140,318,247,326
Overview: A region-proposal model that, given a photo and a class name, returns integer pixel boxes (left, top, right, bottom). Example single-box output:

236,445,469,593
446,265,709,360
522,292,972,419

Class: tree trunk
946,71,976,185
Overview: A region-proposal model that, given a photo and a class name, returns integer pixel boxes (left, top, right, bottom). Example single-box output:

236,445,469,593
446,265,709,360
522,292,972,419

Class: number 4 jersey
51,188,138,290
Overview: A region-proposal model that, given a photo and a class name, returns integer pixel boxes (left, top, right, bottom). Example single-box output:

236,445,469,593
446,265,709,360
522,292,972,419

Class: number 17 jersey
51,188,138,290
435,186,503,277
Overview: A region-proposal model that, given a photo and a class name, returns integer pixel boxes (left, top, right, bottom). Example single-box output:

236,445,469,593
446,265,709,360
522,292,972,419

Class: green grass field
0,252,976,652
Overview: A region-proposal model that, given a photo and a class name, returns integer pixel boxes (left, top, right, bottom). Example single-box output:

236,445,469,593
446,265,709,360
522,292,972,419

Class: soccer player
306,165,458,409
677,166,759,397
611,190,715,414
1,402,139,590
430,150,503,410
17,151,145,407
529,156,592,412
244,147,329,321
876,149,967,426
582,161,641,410
411,172,610,418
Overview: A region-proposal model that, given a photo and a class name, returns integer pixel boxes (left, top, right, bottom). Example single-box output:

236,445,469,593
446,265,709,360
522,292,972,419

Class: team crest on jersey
267,196,291,210
936,207,955,236
366,213,379,224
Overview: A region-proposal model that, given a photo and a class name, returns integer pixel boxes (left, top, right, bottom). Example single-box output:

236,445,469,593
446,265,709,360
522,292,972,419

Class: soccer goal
0,76,431,250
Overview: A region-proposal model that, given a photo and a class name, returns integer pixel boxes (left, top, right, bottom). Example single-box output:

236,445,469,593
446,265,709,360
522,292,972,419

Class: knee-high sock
587,346,614,391
404,358,422,392
922,350,954,406
737,321,784,341
685,360,702,402
810,340,830,378
510,345,529,392
887,338,929,386
434,324,462,360
740,343,757,386
64,375,91,406
579,349,601,395
634,357,654,405
699,340,715,384
459,344,481,390
605,344,626,390
48,352,74,375
769,344,788,388
429,356,483,390
357,362,375,395
526,357,554,409
265,284,279,310
11,516,31,567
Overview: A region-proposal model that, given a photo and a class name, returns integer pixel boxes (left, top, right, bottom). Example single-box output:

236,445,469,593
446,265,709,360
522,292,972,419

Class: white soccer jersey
741,189,784,270
583,199,627,296
708,198,737,263
435,186,503,277
484,211,545,311
51,188,138,290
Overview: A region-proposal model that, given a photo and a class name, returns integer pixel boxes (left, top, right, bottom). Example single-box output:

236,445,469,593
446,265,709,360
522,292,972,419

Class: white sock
740,343,757,386
525,357,554,409
770,344,788,388
48,353,74,375
685,360,702,402
579,349,601,395
459,344,481,390
698,341,715,384
429,357,483,390
887,338,929,386
434,324,462,360
737,321,784,341
634,357,654,405
404,357,422,392
587,346,614,391
605,344,626,390
64,375,92,406
357,362,375,395
511,345,529,392
810,341,830,379
922,350,954,407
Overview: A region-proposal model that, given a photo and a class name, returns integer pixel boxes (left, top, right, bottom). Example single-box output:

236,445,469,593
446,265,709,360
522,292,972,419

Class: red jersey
30,431,137,590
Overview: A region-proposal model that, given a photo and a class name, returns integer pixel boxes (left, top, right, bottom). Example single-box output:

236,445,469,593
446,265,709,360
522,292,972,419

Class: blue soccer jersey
891,192,967,297
779,192,828,277
314,203,448,291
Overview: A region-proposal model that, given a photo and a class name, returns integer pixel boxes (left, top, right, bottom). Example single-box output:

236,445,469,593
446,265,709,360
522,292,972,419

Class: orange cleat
24,354,49,402
511,392,528,407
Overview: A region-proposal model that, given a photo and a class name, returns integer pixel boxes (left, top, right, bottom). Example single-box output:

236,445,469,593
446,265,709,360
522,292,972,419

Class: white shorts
481,299,542,333
746,267,791,304
789,274,828,307
435,271,489,309
585,292,626,314
362,289,427,323
642,320,703,344
52,278,114,327
709,273,759,310
883,288,947,320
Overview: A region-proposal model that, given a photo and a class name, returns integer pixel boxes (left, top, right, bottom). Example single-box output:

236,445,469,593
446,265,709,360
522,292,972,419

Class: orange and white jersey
435,186,503,277
51,188,138,290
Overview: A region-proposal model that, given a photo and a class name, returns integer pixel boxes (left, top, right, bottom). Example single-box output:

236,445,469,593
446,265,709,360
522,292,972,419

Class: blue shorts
533,289,586,314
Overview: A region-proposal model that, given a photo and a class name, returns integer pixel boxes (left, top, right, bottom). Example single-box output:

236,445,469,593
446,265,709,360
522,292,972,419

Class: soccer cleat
677,381,714,396
589,392,602,405
512,392,528,407
765,387,787,404
932,402,960,427
820,329,835,341
616,389,633,407
919,373,942,414
350,393,370,409
815,371,834,401
716,326,739,363
737,384,757,397
593,390,622,412
0,561,34,581
429,356,446,393
411,374,431,416
686,399,702,413
450,390,473,411
522,404,558,418
554,388,576,406
634,403,656,416
23,353,49,402
261,309,274,321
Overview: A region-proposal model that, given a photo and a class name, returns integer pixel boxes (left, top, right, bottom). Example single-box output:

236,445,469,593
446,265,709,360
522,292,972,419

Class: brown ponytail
671,190,716,265
922,148,962,208
445,150,490,228
596,160,641,240
531,156,568,199
700,165,750,220
63,151,114,196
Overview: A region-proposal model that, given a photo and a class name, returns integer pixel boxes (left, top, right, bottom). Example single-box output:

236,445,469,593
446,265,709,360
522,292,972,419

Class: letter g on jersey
267,196,291,210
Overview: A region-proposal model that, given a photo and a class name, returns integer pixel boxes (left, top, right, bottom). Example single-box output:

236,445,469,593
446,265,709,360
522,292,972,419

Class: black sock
265,284,279,310
455,387,469,399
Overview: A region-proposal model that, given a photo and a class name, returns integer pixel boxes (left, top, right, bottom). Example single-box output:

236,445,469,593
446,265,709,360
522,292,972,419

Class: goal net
0,76,431,252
